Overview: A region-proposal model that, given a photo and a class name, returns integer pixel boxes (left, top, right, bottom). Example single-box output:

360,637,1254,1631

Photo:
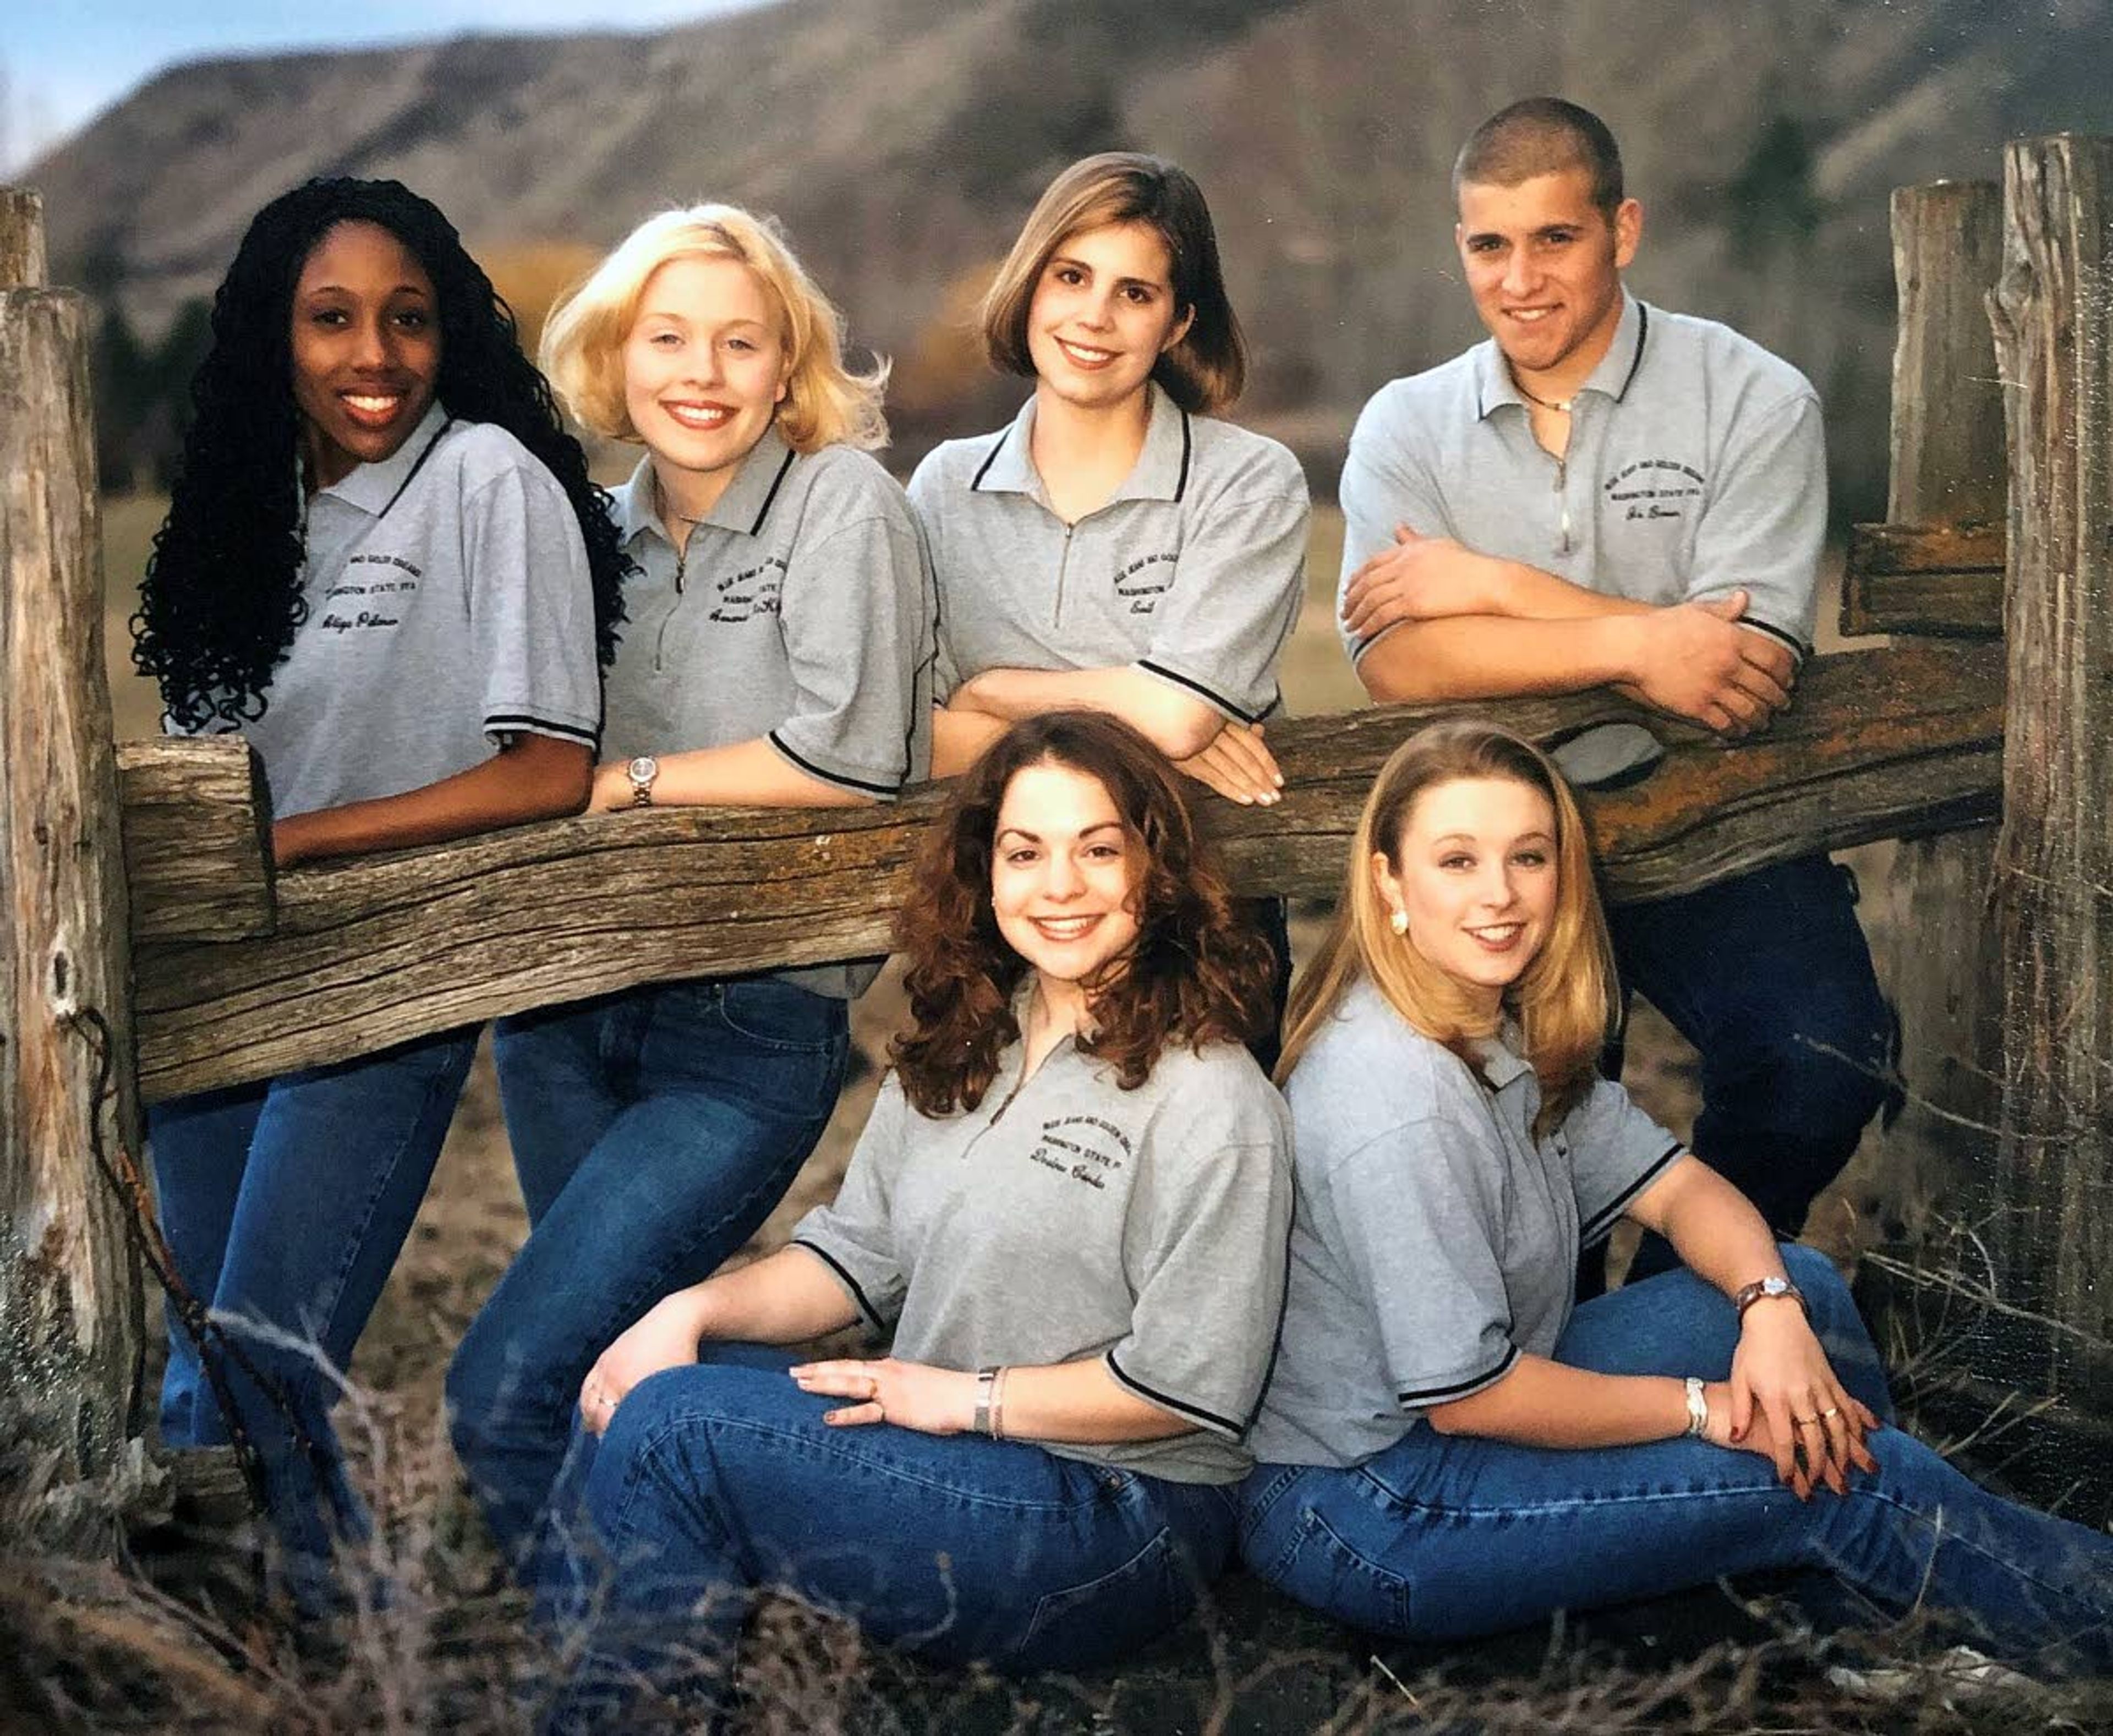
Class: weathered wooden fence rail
2,133,2109,1524
116,640,2003,1102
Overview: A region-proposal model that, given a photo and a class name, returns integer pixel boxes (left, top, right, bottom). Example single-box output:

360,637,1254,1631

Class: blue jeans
449,976,847,1561
1240,1246,2113,1673
1605,854,1898,1283
148,1027,478,1602
535,1345,1238,1729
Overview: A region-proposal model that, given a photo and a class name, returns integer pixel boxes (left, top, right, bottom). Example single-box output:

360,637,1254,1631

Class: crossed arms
1339,391,1826,735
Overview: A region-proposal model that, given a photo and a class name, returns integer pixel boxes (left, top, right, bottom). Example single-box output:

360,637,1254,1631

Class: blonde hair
1277,720,1618,1136
538,204,887,453
978,152,1247,416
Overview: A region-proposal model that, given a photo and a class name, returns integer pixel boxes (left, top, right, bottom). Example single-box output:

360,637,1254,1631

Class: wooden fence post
0,187,147,1537
1859,183,2006,1297
1986,135,2113,1428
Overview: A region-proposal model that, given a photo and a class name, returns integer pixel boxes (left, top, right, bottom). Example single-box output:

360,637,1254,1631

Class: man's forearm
1483,560,1659,622
1356,614,1644,705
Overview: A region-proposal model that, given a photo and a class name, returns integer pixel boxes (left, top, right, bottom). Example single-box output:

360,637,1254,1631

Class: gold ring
1820,1405,1842,1420
1792,1414,1821,1427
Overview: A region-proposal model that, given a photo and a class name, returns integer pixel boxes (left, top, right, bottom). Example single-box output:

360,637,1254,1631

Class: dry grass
31,498,2103,1730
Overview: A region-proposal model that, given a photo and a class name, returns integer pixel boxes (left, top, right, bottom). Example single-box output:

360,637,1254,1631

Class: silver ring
1820,1405,1842,1420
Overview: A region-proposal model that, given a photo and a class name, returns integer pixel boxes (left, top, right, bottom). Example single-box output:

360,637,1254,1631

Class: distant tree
89,304,149,491
146,299,213,489
1726,112,1825,267
479,240,604,359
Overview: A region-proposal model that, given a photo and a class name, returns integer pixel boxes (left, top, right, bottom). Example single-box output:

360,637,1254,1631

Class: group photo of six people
129,93,2111,1725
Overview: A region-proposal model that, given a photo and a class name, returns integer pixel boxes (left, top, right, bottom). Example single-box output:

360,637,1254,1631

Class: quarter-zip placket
1051,521,1076,629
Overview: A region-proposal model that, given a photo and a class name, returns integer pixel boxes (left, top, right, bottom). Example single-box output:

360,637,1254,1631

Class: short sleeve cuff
1578,1140,1687,1248
483,703,600,751
1394,1341,1519,1411
1104,1346,1252,1441
1736,618,1811,663
788,1237,898,1333
767,728,907,801
1135,659,1277,726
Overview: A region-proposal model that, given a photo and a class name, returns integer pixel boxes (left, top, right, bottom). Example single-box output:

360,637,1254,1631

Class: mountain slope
23,0,2113,507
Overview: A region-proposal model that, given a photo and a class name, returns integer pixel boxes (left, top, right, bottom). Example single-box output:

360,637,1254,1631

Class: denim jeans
449,976,848,1562
535,1345,1239,1730
148,1026,478,1603
1603,853,1898,1284
1240,1245,2113,1673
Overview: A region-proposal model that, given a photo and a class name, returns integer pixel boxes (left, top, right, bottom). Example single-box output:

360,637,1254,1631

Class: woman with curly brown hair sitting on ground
533,710,1293,1727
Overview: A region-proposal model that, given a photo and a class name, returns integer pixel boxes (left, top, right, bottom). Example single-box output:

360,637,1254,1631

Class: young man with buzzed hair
1338,96,1895,1288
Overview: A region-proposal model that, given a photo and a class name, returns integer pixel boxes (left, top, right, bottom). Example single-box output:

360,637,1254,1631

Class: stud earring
1388,908,1409,937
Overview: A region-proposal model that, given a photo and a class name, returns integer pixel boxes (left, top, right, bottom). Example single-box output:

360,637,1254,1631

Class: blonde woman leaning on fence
445,204,934,1568
130,177,626,1611
535,711,1291,1727
1239,719,2113,1672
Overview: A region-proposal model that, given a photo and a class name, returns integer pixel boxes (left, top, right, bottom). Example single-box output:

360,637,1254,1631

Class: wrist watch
1732,1274,1809,1320
626,754,660,808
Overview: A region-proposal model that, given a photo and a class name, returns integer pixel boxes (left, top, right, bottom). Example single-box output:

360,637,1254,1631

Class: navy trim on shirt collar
704,424,798,537
969,429,1011,491
317,403,453,517
1612,302,1650,402
610,430,798,545
965,383,1192,505
1474,292,1650,420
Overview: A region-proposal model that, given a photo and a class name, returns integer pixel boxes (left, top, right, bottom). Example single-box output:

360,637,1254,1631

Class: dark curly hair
890,711,1273,1118
133,177,628,731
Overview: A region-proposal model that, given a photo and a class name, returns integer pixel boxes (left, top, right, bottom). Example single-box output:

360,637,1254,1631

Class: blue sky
2,1,751,170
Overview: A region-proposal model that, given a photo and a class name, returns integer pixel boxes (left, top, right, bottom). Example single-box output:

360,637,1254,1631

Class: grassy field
55,493,2019,1734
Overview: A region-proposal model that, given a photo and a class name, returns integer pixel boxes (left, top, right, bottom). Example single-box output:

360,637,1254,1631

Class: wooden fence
1,137,2107,1526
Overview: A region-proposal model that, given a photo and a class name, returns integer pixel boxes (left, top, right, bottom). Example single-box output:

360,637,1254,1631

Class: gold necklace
653,473,705,530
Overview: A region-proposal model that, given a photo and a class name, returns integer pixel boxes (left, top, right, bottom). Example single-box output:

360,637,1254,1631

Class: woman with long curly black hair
134,176,625,1607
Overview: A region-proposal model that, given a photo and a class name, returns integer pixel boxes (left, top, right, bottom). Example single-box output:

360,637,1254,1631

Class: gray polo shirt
603,431,934,1000
908,382,1309,724
1339,293,1825,782
601,429,933,797
1247,975,1684,1469
792,1036,1295,1485
191,405,602,820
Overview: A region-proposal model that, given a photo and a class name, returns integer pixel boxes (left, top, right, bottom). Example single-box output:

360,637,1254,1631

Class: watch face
628,755,659,783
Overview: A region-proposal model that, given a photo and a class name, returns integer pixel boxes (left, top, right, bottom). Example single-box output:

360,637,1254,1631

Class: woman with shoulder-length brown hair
908,150,1313,1067
911,152,1307,805
1241,718,2113,1672
537,711,1295,1724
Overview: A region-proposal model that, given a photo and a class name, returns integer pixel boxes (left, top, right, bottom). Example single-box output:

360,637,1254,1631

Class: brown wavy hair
1277,719,1618,1137
890,711,1272,1117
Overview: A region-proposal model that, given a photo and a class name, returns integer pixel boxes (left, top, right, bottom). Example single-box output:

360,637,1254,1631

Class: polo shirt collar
1474,290,1649,420
610,425,800,547
970,382,1194,505
1469,1021,1535,1089
318,401,451,516
610,454,660,545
